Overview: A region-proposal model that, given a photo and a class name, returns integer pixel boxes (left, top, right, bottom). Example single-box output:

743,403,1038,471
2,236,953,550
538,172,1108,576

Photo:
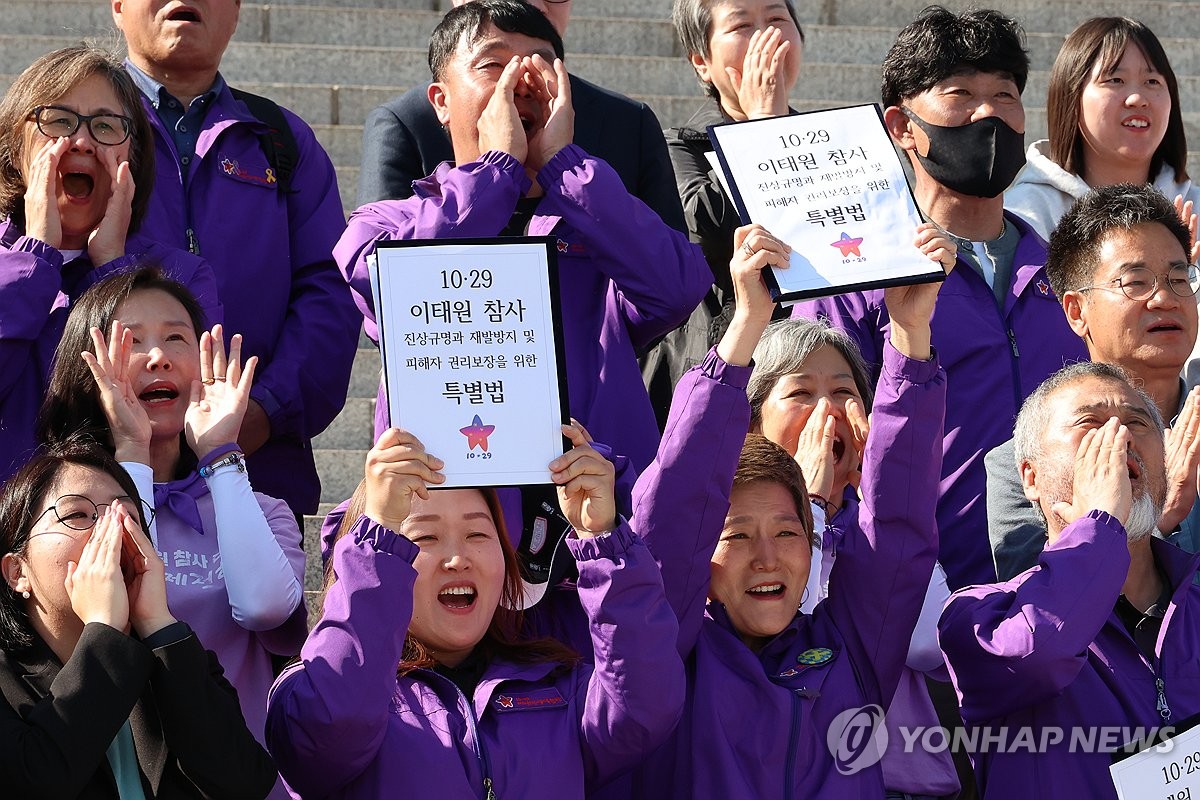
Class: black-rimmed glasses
30,494,154,534
1077,264,1200,302
27,106,133,147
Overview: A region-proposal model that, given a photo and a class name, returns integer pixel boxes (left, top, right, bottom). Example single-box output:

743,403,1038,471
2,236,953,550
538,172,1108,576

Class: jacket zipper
784,691,801,800
421,670,497,799
1156,674,1173,723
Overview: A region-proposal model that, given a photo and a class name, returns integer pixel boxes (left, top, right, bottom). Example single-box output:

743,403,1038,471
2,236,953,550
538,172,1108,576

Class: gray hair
1012,361,1164,470
671,0,804,100
747,318,875,426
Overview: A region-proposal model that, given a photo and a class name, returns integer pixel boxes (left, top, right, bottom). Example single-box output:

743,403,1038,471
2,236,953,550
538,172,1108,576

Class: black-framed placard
368,237,569,488
708,103,944,304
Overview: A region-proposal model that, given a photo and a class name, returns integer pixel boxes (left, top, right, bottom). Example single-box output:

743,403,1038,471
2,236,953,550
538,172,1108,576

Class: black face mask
902,108,1026,198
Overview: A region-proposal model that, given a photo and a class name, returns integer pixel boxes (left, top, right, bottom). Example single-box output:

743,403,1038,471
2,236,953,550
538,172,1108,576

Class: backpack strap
229,87,299,194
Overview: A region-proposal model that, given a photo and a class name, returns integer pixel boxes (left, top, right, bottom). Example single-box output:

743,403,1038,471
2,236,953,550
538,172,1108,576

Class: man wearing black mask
793,6,1087,592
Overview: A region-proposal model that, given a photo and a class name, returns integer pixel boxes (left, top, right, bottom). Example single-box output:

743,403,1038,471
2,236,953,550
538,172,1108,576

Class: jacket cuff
881,338,940,384
352,516,419,562
478,149,533,195
12,235,64,268
567,518,638,561
141,621,193,650
700,346,753,390
536,144,586,191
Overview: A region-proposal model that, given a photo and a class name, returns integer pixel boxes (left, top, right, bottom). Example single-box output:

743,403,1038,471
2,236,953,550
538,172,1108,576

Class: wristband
809,494,832,515
199,450,246,479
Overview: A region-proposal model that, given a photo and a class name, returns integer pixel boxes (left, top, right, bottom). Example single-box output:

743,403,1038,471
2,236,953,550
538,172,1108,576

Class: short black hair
881,6,1029,108
428,0,565,81
1046,183,1193,297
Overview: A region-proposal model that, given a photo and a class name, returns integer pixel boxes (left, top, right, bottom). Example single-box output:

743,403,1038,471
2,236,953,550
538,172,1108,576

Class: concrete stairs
8,0,1200,605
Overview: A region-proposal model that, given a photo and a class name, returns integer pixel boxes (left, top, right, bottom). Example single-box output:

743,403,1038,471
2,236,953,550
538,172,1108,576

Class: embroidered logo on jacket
219,156,277,187
493,688,567,712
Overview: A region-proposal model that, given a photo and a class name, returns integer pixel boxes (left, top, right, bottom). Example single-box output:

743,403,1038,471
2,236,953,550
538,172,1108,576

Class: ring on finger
202,377,216,385
214,375,227,382
742,241,755,256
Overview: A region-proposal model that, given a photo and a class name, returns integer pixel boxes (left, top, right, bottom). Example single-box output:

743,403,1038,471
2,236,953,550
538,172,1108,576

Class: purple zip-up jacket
792,213,1087,588
0,220,221,482
265,516,684,799
134,80,359,514
335,145,710,474
940,513,1200,799
628,342,944,799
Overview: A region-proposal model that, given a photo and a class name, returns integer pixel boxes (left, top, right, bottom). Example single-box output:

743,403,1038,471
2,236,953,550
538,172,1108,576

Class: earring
21,591,30,600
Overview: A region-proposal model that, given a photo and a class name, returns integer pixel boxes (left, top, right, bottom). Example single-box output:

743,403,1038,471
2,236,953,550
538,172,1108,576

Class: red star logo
1037,279,1050,296
460,415,496,452
497,695,514,709
556,239,569,253
830,232,864,258
221,158,238,175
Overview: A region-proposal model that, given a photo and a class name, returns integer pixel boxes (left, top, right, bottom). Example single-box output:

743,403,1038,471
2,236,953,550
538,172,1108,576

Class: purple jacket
335,145,710,473
940,514,1200,799
0,220,221,482
628,343,944,799
792,213,1087,588
134,81,359,514
265,516,684,799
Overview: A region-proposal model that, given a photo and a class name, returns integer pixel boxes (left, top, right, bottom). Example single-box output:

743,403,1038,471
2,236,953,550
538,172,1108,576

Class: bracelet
199,450,246,479
808,494,831,515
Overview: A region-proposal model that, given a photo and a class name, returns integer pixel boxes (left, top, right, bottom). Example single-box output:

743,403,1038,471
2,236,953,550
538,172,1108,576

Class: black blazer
354,75,686,233
0,622,278,798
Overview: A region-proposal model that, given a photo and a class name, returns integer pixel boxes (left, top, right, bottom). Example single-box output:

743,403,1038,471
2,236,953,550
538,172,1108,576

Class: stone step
313,396,375,451
314,449,368,505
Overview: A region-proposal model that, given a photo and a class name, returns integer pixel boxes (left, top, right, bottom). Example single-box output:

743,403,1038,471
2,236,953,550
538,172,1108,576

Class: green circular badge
796,647,833,666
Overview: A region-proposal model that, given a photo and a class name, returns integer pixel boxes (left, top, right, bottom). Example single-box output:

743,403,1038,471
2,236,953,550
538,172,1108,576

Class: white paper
1110,723,1200,800
709,104,939,300
704,150,733,198
370,240,565,488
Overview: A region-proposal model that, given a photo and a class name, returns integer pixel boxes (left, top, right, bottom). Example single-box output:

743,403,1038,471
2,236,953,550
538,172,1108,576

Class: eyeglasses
30,494,154,535
27,106,133,147
1077,264,1200,302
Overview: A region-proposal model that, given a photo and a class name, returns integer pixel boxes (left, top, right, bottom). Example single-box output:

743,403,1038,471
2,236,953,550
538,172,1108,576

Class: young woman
644,0,805,424
1006,17,1195,241
0,438,277,798
0,45,219,482
265,423,684,798
36,268,304,796
629,222,951,798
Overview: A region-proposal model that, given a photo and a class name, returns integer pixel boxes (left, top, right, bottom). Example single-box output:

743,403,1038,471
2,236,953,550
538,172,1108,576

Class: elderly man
356,0,685,235
940,361,1200,799
334,0,709,476
792,7,1087,589
111,0,360,517
988,184,1200,579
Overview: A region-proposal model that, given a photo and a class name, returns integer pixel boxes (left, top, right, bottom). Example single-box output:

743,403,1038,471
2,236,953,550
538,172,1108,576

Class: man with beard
940,361,1200,799
988,184,1200,579
791,7,1087,590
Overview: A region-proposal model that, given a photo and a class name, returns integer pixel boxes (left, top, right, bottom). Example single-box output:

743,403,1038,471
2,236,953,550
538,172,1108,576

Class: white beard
1123,493,1160,543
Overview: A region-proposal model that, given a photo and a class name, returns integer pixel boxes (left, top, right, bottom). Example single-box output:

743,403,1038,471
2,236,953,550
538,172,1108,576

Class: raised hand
363,428,446,533
81,320,152,464
730,26,795,120
184,325,259,461
523,55,575,175
550,420,616,538
1173,194,1200,263
65,505,130,631
1160,386,1200,531
884,223,957,360
718,224,788,365
793,398,837,503
86,145,134,266
477,56,529,164
1049,417,1133,530
23,136,71,249
117,504,176,638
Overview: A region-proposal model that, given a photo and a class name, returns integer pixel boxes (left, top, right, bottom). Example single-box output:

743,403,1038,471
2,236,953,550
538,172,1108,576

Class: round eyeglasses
1078,264,1200,302
27,106,133,147
30,494,154,534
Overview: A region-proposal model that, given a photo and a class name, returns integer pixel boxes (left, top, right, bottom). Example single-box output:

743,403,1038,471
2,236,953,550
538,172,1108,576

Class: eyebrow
1071,401,1155,423
473,41,555,61
725,513,805,526
779,372,856,383
119,320,194,331
406,511,494,523
1111,260,1189,272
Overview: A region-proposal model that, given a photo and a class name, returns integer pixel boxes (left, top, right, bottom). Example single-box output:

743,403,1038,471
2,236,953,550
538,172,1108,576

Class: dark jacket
0,622,278,798
354,76,686,234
